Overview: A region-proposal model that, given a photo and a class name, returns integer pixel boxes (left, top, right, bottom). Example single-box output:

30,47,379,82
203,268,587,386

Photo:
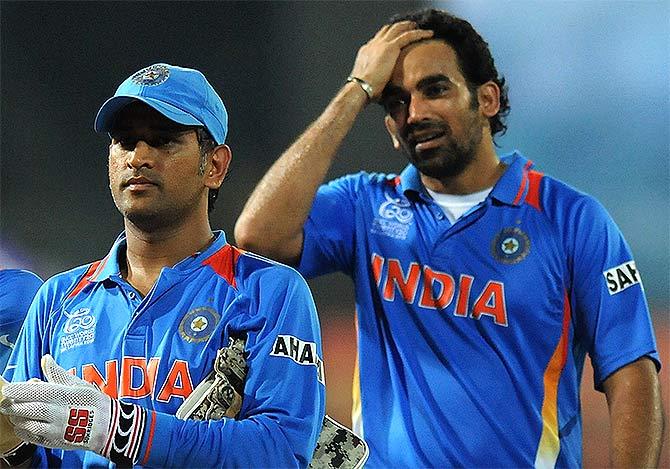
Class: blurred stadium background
1,1,667,466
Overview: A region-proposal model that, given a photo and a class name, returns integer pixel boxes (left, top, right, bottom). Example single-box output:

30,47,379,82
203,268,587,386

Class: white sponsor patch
603,261,642,295
271,335,325,384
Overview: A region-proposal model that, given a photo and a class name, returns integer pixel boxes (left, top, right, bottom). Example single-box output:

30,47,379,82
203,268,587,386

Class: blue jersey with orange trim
0,269,43,372
5,231,325,468
297,152,659,468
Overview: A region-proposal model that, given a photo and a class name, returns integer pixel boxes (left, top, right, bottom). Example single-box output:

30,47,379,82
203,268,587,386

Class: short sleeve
567,195,659,390
298,172,367,278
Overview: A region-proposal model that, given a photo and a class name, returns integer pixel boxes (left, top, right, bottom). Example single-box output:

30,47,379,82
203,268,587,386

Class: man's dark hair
196,128,220,213
389,8,510,140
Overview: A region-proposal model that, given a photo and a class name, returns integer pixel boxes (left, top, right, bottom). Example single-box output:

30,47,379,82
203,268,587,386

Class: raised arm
603,357,664,467
234,22,433,266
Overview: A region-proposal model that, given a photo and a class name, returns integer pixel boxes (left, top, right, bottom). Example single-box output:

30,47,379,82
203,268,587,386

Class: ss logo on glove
64,408,94,444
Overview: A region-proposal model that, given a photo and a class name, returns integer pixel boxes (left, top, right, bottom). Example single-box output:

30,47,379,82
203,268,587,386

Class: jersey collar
90,230,229,283
398,151,534,206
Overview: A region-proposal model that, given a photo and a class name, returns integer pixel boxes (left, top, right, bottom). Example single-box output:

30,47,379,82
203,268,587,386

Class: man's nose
407,96,434,125
126,140,155,169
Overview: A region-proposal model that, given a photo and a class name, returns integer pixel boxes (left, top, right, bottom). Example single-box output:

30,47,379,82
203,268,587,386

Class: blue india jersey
5,231,325,468
0,269,43,372
297,152,659,468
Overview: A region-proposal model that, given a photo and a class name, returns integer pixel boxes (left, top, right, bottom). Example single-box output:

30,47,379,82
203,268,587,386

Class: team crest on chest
491,227,530,264
130,64,170,86
179,307,220,343
371,193,414,240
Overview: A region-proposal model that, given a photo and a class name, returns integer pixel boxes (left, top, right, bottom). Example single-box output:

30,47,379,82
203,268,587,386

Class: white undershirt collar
425,186,493,224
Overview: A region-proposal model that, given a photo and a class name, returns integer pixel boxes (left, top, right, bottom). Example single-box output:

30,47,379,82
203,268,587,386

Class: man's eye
113,137,137,149
384,97,407,114
151,134,186,148
110,132,185,149
424,84,448,97
150,136,173,147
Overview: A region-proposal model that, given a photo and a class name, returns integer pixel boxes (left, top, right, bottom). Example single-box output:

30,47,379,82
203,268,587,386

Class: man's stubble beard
403,112,485,181
113,187,205,233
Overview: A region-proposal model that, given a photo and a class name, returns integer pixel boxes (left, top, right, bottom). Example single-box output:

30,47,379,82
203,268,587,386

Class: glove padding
0,375,24,456
0,355,147,467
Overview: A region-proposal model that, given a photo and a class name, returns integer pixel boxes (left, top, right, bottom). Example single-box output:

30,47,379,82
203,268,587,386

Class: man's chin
409,156,464,180
122,208,169,233
405,142,478,179
410,152,460,179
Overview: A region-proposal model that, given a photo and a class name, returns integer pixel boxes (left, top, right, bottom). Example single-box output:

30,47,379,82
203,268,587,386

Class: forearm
604,358,665,467
140,410,314,468
235,82,368,264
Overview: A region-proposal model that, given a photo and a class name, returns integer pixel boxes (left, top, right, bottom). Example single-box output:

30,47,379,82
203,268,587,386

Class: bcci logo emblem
491,227,530,264
131,64,170,86
179,307,220,343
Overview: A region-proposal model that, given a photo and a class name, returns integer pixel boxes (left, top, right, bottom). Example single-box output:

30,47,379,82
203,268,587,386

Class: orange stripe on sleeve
351,311,363,437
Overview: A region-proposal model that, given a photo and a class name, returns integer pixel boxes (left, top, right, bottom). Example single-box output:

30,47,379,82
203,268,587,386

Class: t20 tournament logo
371,193,414,240
60,308,97,352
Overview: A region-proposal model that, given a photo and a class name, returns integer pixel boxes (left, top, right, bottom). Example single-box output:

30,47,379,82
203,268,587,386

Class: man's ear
205,144,232,190
477,81,501,118
384,115,402,150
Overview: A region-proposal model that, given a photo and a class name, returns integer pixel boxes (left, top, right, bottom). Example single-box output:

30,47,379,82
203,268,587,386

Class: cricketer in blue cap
0,62,328,469
95,63,228,144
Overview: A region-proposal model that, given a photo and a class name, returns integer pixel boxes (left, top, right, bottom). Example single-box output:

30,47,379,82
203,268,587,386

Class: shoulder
235,249,310,294
530,172,625,260
231,249,317,329
0,269,44,323
325,171,399,196
534,173,612,225
0,263,98,325
0,269,43,292
202,243,310,293
39,262,103,304
232,250,320,343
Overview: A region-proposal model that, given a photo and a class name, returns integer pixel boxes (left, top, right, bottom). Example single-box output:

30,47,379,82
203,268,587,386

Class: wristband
346,76,373,100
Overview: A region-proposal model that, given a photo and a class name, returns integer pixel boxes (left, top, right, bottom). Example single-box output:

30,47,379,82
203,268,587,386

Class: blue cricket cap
94,63,228,144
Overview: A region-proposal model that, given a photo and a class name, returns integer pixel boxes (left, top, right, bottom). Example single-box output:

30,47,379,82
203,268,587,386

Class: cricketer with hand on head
235,8,664,468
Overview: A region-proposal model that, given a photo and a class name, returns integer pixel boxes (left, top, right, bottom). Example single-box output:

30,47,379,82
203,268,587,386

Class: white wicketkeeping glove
0,355,147,467
0,374,28,460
